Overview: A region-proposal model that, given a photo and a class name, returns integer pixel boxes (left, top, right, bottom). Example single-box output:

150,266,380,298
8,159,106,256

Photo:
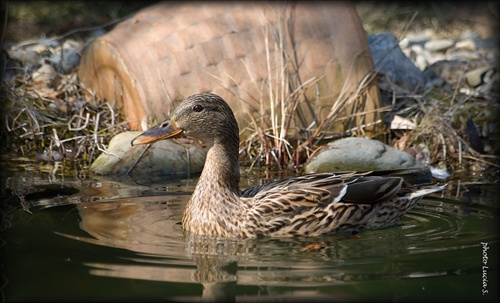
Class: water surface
1,160,498,302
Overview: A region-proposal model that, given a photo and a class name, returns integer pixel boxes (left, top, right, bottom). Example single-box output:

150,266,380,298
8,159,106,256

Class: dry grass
2,39,497,181
379,76,499,180
1,70,130,169
236,8,387,171
231,3,500,176
2,2,498,180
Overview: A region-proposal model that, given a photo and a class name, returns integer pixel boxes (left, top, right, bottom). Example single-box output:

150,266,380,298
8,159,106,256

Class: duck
131,93,444,239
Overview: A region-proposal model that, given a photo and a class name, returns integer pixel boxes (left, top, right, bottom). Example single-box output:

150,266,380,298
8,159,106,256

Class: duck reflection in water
74,197,383,302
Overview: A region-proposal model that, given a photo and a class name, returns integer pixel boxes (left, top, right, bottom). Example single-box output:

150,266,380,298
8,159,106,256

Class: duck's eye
193,104,204,112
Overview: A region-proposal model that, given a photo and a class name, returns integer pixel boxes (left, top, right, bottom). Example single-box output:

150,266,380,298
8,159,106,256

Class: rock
8,48,43,66
48,40,83,74
445,49,480,61
401,34,428,48
465,65,494,87
369,32,427,91
304,137,423,173
424,39,455,52
455,38,476,51
389,115,416,130
426,53,447,66
466,118,485,154
89,131,206,176
32,64,60,88
473,37,499,50
60,51,81,74
415,53,428,71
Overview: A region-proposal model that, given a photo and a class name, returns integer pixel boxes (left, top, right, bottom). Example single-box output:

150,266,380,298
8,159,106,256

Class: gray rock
48,40,83,74
369,32,427,91
304,137,423,173
61,51,81,74
89,131,206,177
473,37,499,50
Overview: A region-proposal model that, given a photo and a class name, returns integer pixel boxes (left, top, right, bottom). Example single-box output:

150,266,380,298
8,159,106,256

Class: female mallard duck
131,93,444,238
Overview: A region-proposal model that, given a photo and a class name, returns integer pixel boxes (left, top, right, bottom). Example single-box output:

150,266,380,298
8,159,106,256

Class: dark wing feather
342,176,403,204
241,172,363,198
242,172,364,217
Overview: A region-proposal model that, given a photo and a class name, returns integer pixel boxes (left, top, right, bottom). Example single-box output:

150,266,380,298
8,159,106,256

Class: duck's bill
131,123,183,146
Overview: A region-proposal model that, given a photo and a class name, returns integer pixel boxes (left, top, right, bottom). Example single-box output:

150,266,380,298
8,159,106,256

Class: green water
1,161,498,302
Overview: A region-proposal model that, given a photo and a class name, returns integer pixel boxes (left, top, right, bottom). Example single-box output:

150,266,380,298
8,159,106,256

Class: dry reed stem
3,69,129,166
3,6,497,178
235,6,387,170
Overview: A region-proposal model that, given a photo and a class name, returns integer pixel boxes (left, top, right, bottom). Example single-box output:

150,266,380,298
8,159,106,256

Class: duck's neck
196,142,241,196
182,140,243,237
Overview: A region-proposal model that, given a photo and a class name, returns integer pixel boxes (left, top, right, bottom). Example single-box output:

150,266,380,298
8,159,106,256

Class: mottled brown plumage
131,93,444,238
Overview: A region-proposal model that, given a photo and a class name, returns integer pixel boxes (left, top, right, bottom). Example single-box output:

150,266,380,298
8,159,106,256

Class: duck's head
131,93,239,149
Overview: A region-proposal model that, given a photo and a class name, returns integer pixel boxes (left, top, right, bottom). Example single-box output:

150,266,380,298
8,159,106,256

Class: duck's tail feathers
408,184,447,199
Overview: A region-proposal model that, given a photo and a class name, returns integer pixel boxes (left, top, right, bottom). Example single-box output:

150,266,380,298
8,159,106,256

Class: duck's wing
240,172,408,237
241,172,360,198
241,173,352,222
243,172,405,217
341,176,404,204
242,172,404,204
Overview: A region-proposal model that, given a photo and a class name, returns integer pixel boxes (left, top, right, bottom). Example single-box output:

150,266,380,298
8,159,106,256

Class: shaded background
3,1,498,43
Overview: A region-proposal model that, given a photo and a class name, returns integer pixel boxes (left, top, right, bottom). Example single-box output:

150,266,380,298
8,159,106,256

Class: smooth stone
8,48,41,66
455,38,477,51
402,34,428,47
415,54,428,71
424,39,455,52
48,40,83,74
304,137,423,174
426,53,447,66
465,66,494,87
60,51,81,74
32,64,60,88
446,49,480,61
89,131,206,177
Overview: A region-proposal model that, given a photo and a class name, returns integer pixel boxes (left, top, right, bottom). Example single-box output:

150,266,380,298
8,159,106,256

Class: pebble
47,40,83,74
455,38,476,51
370,30,498,94
424,39,455,52
465,66,494,87
5,35,98,78
32,64,60,88
7,48,43,66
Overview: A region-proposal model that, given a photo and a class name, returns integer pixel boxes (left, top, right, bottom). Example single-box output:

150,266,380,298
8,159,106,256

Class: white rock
32,64,60,87
424,39,455,52
465,66,493,87
455,38,476,51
